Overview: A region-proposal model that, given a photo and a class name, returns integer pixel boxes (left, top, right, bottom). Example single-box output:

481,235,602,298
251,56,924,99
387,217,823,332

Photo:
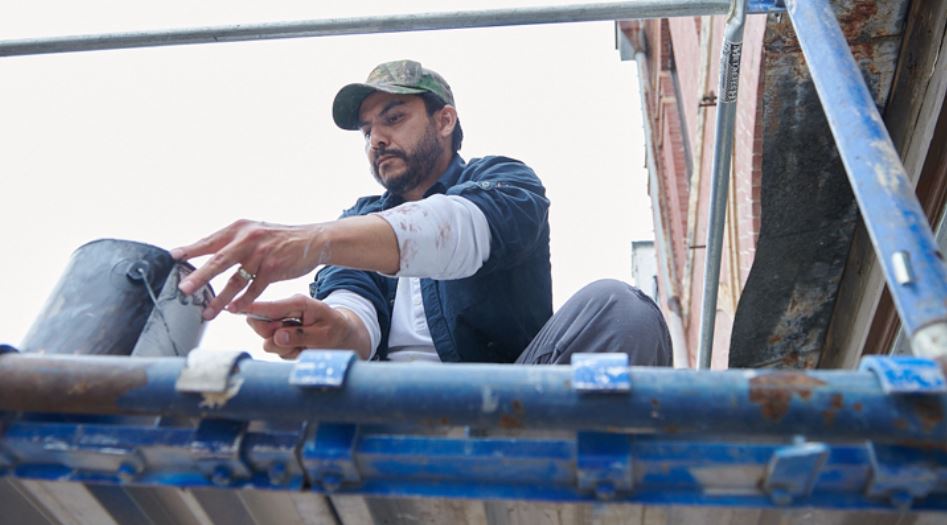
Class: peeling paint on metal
199,377,244,410
481,386,499,413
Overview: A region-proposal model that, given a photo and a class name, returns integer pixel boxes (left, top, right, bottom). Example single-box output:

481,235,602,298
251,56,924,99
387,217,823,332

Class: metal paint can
20,239,215,356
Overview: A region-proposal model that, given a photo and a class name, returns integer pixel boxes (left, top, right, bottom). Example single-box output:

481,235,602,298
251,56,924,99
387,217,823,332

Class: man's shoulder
464,155,531,171
459,155,538,181
340,195,385,218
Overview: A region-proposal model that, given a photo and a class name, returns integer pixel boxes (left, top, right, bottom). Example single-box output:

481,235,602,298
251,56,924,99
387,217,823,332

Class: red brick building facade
622,15,768,368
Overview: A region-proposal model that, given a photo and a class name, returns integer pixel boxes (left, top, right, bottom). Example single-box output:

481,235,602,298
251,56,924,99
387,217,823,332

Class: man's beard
371,124,442,196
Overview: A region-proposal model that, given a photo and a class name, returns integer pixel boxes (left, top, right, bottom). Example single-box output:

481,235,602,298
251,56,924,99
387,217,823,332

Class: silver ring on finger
237,266,256,281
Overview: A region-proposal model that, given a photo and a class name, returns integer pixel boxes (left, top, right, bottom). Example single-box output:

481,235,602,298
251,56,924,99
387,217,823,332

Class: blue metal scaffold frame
1,349,946,511
2,0,946,514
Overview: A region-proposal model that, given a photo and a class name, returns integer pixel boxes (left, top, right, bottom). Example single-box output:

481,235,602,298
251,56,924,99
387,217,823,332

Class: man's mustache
373,148,408,170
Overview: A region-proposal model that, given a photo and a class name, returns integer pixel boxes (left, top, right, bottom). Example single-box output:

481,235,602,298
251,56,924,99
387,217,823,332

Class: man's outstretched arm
172,215,399,319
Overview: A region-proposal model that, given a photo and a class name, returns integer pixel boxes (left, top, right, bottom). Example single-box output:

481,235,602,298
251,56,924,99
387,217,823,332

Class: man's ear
436,105,458,139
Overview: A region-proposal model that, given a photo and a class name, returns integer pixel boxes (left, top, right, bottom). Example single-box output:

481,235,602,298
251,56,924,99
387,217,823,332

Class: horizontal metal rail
0,1,784,57
1,350,945,510
785,0,947,359
3,419,945,510
0,352,944,444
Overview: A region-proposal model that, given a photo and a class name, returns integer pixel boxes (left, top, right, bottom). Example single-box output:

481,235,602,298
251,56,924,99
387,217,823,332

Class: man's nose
369,128,388,151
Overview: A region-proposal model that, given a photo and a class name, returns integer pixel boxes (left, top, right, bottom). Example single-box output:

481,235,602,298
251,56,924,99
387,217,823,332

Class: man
173,60,671,366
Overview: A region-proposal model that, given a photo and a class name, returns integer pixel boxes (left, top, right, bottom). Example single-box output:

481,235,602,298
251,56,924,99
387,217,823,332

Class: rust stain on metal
420,417,452,427
498,399,525,429
781,351,799,367
748,373,827,422
651,398,661,418
911,397,944,433
822,393,844,426
1,356,149,414
837,1,879,42
893,440,947,452
498,415,522,429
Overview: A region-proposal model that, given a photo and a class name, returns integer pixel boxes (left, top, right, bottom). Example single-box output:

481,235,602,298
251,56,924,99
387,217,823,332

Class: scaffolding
1,0,946,514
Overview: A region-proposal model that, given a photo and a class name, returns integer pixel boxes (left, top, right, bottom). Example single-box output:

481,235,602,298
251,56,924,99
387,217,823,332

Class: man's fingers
177,221,258,295
273,326,308,348
242,302,301,323
263,336,302,359
179,250,243,296
246,316,281,339
229,276,270,313
201,267,253,320
170,224,236,262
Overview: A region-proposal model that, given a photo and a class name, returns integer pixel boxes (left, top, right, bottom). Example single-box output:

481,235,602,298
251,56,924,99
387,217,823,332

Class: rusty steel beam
0,351,944,444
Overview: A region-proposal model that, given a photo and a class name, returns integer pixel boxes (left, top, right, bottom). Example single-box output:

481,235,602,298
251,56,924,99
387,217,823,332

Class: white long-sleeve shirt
322,194,491,361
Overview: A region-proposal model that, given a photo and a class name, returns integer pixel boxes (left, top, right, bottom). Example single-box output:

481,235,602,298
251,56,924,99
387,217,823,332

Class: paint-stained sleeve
374,194,491,279
445,156,549,275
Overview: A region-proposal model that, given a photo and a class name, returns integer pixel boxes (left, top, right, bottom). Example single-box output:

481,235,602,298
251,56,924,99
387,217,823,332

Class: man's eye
361,128,371,138
386,113,403,125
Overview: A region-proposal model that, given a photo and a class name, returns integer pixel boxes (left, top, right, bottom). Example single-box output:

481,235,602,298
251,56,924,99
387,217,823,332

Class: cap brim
332,82,428,130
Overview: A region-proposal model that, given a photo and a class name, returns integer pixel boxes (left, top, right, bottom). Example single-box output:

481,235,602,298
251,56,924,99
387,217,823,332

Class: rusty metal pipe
0,352,944,444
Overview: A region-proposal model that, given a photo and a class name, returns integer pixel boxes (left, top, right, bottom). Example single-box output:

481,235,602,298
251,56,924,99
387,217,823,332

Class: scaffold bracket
762,440,829,505
866,443,945,511
859,356,947,394
175,349,249,393
577,432,634,500
572,353,631,393
302,423,361,493
290,349,357,389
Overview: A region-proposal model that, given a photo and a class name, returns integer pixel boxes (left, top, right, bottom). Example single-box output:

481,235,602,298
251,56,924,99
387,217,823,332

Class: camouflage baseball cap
332,60,455,130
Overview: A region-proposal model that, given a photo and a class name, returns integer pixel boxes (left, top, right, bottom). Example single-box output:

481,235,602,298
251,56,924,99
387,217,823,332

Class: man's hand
244,294,372,360
171,216,399,319
172,220,326,319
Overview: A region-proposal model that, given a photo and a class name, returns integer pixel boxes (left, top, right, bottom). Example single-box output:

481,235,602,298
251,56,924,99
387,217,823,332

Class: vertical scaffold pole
697,0,747,369
786,0,947,360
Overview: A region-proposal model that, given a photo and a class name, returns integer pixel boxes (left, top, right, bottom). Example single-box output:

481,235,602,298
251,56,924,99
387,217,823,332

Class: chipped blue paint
787,0,947,348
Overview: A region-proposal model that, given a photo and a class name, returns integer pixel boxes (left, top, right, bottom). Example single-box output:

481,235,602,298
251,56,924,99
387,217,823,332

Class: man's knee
570,278,638,307
566,279,672,366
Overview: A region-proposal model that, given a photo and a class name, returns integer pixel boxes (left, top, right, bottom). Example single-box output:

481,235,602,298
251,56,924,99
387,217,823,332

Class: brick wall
625,14,768,368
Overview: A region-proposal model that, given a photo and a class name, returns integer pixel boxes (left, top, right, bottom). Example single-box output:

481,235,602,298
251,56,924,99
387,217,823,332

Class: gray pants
515,279,673,366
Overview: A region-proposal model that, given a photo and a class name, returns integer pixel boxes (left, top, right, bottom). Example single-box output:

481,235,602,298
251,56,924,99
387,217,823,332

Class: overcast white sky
0,1,652,356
